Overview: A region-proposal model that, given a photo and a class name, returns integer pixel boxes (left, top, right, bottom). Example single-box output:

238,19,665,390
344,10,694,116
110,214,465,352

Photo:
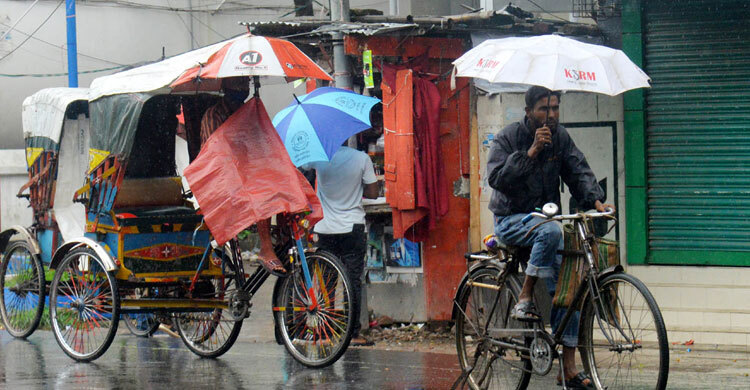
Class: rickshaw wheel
274,250,354,368
50,247,119,362
174,276,243,358
0,241,45,338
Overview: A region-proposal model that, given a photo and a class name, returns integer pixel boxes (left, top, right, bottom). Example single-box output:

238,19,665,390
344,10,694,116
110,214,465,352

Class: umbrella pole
544,91,552,149
253,75,261,98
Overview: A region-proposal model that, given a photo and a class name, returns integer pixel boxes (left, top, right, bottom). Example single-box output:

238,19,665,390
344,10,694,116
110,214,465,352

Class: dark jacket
487,118,605,216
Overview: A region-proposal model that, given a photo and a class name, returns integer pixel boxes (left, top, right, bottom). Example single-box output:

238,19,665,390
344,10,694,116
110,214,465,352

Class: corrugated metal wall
644,0,750,252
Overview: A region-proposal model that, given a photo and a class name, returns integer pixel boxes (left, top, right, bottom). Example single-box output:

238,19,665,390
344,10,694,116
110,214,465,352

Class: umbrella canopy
171,34,332,93
88,34,331,100
452,34,650,96
272,87,381,167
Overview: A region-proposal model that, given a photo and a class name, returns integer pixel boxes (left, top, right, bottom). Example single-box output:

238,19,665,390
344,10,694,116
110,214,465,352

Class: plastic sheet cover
184,97,322,245
22,87,89,165
89,93,150,163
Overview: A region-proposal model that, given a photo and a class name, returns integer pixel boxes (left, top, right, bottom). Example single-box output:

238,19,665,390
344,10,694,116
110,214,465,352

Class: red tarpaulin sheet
184,97,322,245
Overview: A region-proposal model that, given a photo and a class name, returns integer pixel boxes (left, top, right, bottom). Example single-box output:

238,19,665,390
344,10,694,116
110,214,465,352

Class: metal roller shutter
644,0,750,254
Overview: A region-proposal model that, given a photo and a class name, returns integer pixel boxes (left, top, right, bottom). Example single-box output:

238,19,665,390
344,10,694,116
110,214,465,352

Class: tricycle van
1,88,90,339
44,34,354,366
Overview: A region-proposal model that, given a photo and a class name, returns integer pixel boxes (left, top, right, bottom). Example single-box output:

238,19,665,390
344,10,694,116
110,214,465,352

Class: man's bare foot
256,218,286,275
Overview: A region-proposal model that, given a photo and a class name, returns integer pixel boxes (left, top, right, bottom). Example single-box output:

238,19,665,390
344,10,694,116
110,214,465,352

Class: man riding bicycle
486,86,614,389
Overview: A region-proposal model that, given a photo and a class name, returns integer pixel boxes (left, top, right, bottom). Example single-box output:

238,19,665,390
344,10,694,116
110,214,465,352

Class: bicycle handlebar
522,207,615,224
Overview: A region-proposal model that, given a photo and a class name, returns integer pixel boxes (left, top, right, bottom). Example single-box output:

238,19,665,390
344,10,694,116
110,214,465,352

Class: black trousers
316,224,367,337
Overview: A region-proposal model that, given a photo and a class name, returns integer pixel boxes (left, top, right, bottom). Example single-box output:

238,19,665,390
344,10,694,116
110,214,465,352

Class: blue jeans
495,214,579,347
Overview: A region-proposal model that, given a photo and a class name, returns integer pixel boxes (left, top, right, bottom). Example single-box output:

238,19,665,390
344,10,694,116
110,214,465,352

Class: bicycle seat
492,238,531,263
488,235,519,253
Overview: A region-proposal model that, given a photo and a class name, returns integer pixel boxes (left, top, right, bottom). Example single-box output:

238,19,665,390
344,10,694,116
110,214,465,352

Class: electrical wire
188,13,228,40
0,0,40,42
0,21,124,65
167,0,199,48
92,0,293,13
17,44,65,64
0,0,64,63
0,65,128,78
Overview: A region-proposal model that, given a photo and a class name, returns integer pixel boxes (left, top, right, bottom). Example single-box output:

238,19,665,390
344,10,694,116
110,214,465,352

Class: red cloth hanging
184,97,322,245
380,54,449,241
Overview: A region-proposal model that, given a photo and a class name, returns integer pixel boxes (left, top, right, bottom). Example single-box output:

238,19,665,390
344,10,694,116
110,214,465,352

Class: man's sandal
557,372,595,389
510,300,542,322
259,257,287,277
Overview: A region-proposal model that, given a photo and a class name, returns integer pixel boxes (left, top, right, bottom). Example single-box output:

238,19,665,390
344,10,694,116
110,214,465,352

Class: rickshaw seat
113,177,184,209
111,177,203,225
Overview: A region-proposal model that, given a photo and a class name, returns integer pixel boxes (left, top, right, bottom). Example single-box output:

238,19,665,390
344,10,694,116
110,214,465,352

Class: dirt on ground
358,323,456,354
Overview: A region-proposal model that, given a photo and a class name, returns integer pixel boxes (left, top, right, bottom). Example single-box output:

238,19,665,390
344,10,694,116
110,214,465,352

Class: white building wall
0,150,32,231
0,0,389,149
477,90,750,350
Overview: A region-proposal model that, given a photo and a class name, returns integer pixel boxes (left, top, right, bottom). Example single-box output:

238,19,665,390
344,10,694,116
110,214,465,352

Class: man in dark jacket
486,86,613,389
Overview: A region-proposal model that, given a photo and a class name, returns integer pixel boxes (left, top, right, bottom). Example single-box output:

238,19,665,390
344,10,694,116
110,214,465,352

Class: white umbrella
451,34,650,96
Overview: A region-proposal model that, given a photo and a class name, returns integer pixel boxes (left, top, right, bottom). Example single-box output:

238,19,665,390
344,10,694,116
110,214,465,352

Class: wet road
0,330,471,389
1,330,749,389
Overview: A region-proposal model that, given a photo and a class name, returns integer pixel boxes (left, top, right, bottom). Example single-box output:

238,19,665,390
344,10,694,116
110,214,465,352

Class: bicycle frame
185,214,319,312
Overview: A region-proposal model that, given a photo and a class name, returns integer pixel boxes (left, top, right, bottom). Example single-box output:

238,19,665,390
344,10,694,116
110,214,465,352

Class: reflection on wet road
1,331,466,389
3,331,744,389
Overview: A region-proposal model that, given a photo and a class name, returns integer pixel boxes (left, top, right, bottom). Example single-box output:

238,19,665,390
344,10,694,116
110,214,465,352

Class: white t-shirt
308,147,377,234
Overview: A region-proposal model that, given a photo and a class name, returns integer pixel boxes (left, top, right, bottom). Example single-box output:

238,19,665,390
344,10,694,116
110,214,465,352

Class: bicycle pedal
513,315,543,323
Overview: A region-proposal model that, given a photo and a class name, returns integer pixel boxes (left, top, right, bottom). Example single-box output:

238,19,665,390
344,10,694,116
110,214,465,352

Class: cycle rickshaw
0,87,90,339
3,35,355,367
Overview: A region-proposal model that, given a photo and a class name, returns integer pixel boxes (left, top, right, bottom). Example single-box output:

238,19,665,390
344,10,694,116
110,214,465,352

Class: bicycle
453,204,669,390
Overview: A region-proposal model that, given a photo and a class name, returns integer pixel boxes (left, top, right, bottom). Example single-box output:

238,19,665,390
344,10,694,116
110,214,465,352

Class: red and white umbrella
171,34,332,93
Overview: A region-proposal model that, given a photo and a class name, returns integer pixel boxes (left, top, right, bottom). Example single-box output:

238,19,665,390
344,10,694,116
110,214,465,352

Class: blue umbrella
272,87,381,167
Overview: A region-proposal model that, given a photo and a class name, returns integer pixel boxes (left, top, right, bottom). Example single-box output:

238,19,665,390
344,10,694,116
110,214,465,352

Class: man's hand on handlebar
594,200,615,213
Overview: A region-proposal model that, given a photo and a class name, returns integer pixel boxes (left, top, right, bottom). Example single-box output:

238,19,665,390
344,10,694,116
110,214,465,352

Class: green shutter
644,0,750,263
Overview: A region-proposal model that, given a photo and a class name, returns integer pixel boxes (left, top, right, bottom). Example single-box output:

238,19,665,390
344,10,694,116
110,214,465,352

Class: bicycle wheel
274,250,354,368
174,276,243,358
580,272,669,390
123,313,160,337
122,287,160,337
49,247,119,362
0,241,45,338
455,267,531,390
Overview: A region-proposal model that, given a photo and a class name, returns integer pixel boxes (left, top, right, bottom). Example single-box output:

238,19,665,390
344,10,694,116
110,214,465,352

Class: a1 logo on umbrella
239,50,263,66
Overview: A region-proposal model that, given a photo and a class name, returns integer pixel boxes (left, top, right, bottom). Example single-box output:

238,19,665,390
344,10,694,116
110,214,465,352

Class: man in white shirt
309,146,379,346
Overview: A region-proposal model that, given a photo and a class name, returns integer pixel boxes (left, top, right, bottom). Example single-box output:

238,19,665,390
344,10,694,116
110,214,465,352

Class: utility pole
329,0,351,90
65,0,78,87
